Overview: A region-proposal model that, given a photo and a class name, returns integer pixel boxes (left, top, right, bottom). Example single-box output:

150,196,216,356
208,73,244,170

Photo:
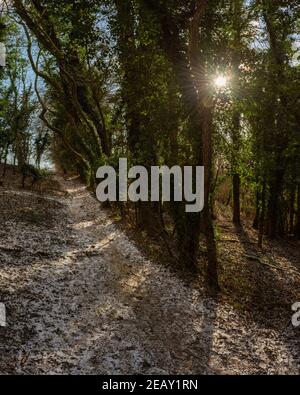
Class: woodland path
0,176,299,374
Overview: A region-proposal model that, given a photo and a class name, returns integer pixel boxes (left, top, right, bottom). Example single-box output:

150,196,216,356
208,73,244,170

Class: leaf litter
0,176,299,375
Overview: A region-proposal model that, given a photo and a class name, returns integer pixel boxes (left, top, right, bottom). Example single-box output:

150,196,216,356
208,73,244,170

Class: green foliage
1,0,299,288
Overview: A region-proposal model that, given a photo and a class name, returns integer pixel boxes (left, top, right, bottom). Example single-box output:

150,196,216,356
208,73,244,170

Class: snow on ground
0,177,299,374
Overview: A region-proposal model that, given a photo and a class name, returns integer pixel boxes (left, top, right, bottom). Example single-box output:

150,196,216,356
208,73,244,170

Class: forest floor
0,165,299,375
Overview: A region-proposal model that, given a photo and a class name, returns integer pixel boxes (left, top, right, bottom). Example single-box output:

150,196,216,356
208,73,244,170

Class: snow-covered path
0,177,299,374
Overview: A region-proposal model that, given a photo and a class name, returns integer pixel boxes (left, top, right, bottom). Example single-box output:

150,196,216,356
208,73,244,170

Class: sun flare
214,75,228,89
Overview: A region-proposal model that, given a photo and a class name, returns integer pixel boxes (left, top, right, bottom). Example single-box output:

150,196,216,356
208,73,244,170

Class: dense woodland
0,0,300,296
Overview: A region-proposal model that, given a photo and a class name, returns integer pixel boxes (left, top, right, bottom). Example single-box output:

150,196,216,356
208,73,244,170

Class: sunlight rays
213,75,228,89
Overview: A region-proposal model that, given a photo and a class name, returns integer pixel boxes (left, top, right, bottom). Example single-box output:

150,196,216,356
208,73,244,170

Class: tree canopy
1,0,300,292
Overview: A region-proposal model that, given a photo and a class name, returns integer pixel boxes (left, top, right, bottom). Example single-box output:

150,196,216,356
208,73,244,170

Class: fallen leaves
0,176,299,375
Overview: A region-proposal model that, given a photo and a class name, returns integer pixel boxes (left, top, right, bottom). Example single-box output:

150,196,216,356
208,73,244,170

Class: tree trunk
296,184,300,240
289,185,296,235
202,105,219,292
258,181,266,248
233,172,241,226
267,169,284,238
253,190,261,229
2,144,9,177
231,0,242,227
178,213,202,271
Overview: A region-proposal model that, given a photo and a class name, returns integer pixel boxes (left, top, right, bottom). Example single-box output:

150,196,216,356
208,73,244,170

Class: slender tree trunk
2,144,9,177
289,185,296,235
263,4,288,239
231,0,242,227
258,181,266,248
253,190,261,229
232,171,241,226
202,105,219,291
296,184,300,240
13,155,16,174
267,169,284,238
